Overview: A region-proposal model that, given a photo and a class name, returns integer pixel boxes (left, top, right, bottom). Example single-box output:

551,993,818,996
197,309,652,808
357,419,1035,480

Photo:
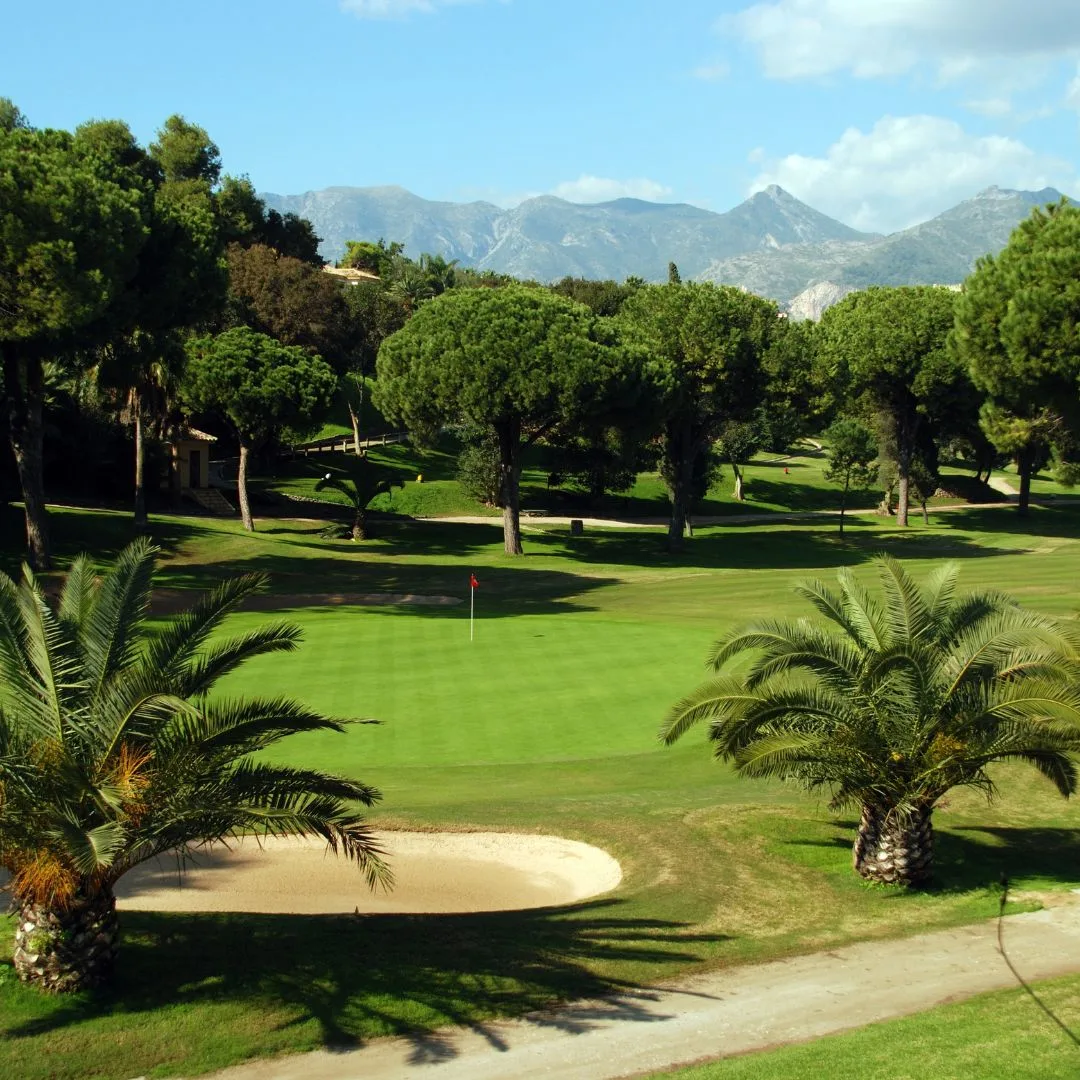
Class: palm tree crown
0,539,386,991
661,555,1080,886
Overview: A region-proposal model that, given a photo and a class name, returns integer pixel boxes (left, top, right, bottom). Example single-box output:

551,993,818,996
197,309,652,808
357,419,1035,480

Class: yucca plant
0,539,387,993
661,555,1080,887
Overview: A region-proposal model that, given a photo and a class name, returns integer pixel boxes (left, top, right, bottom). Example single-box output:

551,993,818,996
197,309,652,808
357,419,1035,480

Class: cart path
202,897,1080,1080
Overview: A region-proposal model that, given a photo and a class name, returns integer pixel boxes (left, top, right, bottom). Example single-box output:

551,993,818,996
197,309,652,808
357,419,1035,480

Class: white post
470,579,475,642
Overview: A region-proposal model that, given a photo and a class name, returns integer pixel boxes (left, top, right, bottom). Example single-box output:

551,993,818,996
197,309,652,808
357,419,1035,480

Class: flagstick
470,577,475,642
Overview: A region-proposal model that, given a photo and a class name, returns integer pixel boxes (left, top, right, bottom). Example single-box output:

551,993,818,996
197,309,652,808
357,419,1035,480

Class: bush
457,437,502,507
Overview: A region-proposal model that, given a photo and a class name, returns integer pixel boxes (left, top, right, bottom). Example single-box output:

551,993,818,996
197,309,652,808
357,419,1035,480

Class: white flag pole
470,577,475,642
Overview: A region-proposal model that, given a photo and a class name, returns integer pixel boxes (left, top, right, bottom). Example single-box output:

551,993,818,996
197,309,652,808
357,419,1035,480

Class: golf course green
1,498,1079,1079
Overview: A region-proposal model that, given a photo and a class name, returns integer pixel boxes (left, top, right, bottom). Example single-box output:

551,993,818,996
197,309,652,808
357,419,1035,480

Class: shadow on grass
520,523,1021,572
3,899,726,1060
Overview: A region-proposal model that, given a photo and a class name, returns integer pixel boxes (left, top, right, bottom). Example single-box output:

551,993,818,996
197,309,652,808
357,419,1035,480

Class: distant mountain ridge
260,183,1068,307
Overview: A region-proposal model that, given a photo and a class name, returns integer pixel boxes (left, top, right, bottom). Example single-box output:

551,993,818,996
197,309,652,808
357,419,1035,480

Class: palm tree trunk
852,803,934,886
352,506,367,541
13,887,118,993
237,441,255,532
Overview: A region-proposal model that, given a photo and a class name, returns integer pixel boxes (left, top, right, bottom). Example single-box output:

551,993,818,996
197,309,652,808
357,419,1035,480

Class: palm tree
661,556,1080,887
315,459,404,540
0,540,387,993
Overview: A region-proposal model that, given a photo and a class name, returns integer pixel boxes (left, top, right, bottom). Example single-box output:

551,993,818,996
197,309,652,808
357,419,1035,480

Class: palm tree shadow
3,899,727,1062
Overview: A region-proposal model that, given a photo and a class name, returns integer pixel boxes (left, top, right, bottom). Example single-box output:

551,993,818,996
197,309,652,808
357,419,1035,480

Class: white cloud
1068,65,1080,111
750,115,1076,233
340,0,485,19
692,61,730,82
549,175,673,203
726,0,1080,81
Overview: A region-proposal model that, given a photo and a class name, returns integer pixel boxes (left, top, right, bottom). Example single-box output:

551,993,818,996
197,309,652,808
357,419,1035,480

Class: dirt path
203,898,1080,1080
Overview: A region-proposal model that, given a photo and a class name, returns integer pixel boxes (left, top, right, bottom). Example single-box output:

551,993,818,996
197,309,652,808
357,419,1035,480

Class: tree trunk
133,393,147,532
348,402,362,457
838,479,848,536
497,419,523,555
852,803,934,887
896,472,910,528
921,498,930,526
1017,445,1034,516
352,506,367,541
13,886,118,992
237,441,255,532
732,463,744,502
665,422,694,553
4,350,51,570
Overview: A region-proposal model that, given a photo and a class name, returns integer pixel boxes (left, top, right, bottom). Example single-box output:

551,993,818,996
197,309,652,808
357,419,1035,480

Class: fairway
3,502,1080,1080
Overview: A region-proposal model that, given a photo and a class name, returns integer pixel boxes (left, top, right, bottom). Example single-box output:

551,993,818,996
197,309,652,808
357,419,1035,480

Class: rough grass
651,971,1080,1079
1,502,1079,1078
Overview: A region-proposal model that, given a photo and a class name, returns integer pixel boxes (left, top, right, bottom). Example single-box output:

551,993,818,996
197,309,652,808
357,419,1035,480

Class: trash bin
570,519,584,536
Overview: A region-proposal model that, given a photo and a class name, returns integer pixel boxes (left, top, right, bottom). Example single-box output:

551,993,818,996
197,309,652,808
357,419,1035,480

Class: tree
339,238,404,277
661,556,1080,887
315,458,404,540
183,327,336,531
224,244,351,364
617,283,778,550
0,106,154,568
715,418,766,501
760,318,830,451
824,417,877,534
216,175,322,264
950,201,1080,515
550,277,642,317
375,286,643,554
100,115,227,530
0,539,387,992
818,286,961,528
456,433,503,507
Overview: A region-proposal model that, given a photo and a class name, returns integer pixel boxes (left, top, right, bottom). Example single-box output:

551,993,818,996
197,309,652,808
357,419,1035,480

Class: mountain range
260,183,1068,312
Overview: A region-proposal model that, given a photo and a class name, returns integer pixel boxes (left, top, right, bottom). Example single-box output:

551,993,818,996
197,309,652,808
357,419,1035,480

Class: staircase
186,487,236,517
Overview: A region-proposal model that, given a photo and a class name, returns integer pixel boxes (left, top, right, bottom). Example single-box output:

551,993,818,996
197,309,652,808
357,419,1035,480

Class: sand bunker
114,832,622,915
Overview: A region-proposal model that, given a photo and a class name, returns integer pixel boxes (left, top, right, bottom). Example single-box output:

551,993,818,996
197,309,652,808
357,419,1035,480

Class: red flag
470,573,479,589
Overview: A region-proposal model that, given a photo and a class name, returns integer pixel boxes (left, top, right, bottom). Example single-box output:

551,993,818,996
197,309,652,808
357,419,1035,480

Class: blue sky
3,0,1079,233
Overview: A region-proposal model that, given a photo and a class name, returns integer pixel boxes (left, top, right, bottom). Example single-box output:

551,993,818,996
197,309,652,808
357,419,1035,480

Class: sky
3,0,1079,234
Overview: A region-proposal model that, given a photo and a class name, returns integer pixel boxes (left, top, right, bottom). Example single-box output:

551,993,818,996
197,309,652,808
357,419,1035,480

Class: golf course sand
114,832,623,914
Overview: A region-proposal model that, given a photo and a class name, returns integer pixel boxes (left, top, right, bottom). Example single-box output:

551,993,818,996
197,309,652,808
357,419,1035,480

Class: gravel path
202,897,1080,1080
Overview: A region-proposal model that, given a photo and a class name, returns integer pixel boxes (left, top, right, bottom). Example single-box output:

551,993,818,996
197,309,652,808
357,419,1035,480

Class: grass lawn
651,971,1080,1079
1,501,1079,1078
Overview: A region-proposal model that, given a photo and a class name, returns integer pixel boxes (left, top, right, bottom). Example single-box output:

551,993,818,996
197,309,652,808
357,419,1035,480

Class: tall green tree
0,104,153,567
950,201,1080,514
818,286,961,527
661,556,1080,887
100,115,227,530
0,539,386,993
183,327,336,531
824,416,878,534
375,286,644,554
617,282,778,550
315,458,404,540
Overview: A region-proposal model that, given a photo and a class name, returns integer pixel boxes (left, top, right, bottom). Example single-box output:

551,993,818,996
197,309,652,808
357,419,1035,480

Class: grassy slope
652,971,1080,1079
0,503,1078,1078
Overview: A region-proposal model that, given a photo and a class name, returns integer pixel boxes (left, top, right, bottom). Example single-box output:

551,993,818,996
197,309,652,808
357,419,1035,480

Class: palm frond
877,553,932,643
922,562,960,627
80,538,158,704
171,622,302,699
660,676,759,745
57,554,98,631
836,568,887,652
145,572,270,678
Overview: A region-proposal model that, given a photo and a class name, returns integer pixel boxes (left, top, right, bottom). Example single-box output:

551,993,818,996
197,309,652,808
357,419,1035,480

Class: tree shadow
152,552,618,620
3,899,727,1061
519,524,1020,572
